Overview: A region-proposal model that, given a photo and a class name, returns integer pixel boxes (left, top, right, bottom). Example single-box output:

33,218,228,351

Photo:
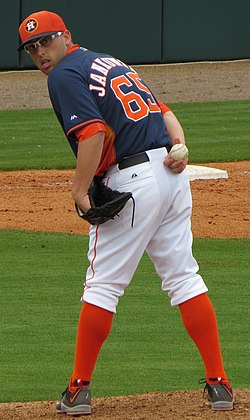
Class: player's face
26,31,72,75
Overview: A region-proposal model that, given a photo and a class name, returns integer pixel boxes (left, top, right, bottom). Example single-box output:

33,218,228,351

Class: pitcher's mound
1,389,249,419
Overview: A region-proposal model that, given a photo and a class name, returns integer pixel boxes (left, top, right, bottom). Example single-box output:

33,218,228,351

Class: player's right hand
164,138,188,174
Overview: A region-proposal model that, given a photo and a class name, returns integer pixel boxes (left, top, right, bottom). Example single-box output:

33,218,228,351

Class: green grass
0,100,250,170
169,100,250,162
0,109,75,170
0,229,249,402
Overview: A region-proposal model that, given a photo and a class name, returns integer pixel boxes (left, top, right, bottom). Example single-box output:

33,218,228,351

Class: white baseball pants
82,147,208,313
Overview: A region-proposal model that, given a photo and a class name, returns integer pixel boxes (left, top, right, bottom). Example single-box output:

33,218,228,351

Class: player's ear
64,30,73,47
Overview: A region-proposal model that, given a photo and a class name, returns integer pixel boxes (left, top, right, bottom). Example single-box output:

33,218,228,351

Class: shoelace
198,378,208,394
198,377,230,395
198,377,225,385
61,387,68,397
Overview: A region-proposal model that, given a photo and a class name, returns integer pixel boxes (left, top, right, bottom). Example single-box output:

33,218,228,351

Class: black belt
118,152,149,170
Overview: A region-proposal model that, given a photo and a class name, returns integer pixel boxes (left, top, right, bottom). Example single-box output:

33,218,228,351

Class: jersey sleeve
48,68,104,140
158,100,172,115
76,122,106,142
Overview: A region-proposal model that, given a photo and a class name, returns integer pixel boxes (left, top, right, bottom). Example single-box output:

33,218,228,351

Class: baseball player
18,11,234,415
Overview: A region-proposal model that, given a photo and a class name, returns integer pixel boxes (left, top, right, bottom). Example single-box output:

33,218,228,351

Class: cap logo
25,18,38,33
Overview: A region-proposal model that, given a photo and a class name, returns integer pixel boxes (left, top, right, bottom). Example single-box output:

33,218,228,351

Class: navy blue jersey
48,46,171,174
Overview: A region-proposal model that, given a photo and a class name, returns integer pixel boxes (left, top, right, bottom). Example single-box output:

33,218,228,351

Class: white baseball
170,143,189,161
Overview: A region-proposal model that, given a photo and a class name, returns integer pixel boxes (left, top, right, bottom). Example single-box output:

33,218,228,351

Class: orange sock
71,302,114,385
179,293,228,382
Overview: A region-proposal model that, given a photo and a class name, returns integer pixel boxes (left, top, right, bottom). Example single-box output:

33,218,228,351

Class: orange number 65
110,72,160,122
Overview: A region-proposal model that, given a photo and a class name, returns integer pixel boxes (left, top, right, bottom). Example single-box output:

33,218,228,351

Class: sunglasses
24,32,64,54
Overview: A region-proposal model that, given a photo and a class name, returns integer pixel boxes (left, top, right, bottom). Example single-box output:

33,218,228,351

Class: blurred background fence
1,0,249,69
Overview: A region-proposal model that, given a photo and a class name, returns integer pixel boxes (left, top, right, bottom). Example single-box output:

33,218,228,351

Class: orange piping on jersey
70,121,116,175
76,123,106,142
66,44,80,55
67,119,104,139
158,101,171,115
95,123,116,176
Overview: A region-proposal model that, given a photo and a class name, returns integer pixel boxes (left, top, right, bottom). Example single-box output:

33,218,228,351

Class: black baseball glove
75,176,133,225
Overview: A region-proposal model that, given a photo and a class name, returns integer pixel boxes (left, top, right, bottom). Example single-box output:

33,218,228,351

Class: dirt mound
1,389,249,419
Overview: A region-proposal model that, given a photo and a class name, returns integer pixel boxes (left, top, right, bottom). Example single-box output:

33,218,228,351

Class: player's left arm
72,132,105,212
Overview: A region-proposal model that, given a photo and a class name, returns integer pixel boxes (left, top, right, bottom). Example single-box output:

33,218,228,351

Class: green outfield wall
0,0,249,69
